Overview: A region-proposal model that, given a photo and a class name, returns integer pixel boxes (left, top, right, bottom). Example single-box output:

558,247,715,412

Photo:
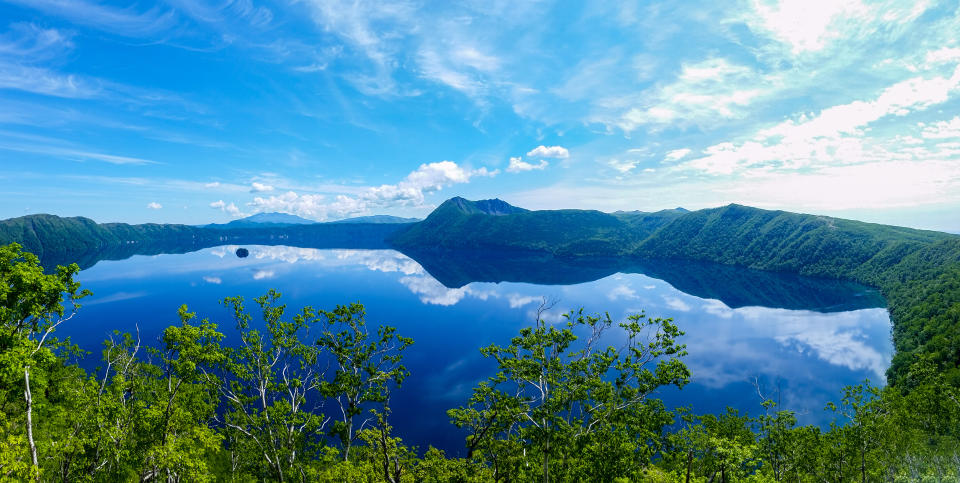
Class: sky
1,0,959,231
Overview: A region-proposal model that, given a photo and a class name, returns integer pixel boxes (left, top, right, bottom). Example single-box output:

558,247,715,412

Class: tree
0,243,89,479
317,302,412,464
450,302,689,482
216,290,328,481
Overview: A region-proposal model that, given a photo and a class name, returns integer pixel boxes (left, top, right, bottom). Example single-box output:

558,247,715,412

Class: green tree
317,302,413,464
450,303,689,482
0,243,89,479
217,290,328,481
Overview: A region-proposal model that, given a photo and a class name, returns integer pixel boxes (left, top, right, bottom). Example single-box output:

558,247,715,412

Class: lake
60,244,892,454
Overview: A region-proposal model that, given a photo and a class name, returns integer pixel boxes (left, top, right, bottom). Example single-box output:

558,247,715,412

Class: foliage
449,304,688,482
1,241,960,481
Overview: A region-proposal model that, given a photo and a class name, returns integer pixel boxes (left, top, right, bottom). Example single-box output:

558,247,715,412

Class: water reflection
65,245,891,451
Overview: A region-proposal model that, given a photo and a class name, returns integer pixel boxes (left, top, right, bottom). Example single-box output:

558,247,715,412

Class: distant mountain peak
440,197,528,216
241,212,316,224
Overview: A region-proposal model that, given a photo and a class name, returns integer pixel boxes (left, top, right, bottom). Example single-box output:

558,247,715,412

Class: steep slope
390,197,683,256
391,198,960,385
0,214,205,261
637,204,952,277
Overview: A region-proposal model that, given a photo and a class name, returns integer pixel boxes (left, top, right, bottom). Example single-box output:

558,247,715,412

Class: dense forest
2,199,960,480
2,242,960,481
0,214,411,271
390,198,960,387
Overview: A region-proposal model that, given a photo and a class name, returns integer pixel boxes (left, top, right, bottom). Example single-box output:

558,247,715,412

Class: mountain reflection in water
59,244,891,453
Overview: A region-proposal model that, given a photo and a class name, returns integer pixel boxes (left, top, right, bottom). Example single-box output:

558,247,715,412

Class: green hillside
4,200,960,386
392,199,960,386
390,197,684,256
0,214,412,270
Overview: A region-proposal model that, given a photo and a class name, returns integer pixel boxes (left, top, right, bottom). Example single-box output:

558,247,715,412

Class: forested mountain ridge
389,196,685,256
0,214,206,261
0,213,413,270
390,199,960,385
3,199,960,385
2,201,960,480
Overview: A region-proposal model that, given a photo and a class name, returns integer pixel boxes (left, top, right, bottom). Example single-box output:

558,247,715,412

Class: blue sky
1,0,959,231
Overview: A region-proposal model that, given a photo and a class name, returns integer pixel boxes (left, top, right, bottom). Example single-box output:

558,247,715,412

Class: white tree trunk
25,366,38,473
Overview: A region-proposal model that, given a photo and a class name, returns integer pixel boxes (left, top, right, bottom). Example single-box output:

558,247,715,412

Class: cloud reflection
682,301,890,387
201,246,891,387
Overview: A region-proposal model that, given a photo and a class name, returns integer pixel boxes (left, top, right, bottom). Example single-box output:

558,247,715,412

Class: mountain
0,214,413,270
328,215,421,224
239,212,316,224
3,198,960,387
206,212,317,229
390,198,960,386
389,197,681,256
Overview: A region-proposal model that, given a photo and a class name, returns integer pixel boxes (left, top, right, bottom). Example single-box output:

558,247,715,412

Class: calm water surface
62,245,892,454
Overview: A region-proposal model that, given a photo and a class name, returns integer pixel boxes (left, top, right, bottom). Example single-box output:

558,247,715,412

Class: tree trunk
25,366,39,479
344,417,353,463
542,421,549,483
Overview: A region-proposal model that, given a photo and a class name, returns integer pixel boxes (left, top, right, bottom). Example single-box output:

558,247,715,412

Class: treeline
0,214,410,271
2,243,959,481
7,200,960,387
390,199,960,386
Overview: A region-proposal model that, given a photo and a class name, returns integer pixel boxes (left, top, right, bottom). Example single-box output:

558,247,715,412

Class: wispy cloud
677,63,960,176
0,23,74,60
0,142,159,165
610,58,777,131
5,0,177,38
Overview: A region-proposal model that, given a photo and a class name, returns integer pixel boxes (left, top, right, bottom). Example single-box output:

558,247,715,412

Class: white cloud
720,160,960,210
332,249,423,275
664,296,691,312
247,160,496,218
210,199,244,217
664,148,691,162
250,182,274,193
399,275,468,306
925,47,960,67
204,181,221,188
202,276,221,284
920,117,960,140
253,269,275,280
146,201,162,209
362,160,496,206
679,64,960,176
299,0,417,95
607,284,638,300
417,41,502,99
248,191,326,217
613,58,773,131
747,0,870,54
506,293,539,308
744,0,932,56
507,156,548,173
526,145,569,159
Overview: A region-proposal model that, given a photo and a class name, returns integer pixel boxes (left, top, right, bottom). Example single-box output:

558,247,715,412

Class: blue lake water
61,245,892,454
